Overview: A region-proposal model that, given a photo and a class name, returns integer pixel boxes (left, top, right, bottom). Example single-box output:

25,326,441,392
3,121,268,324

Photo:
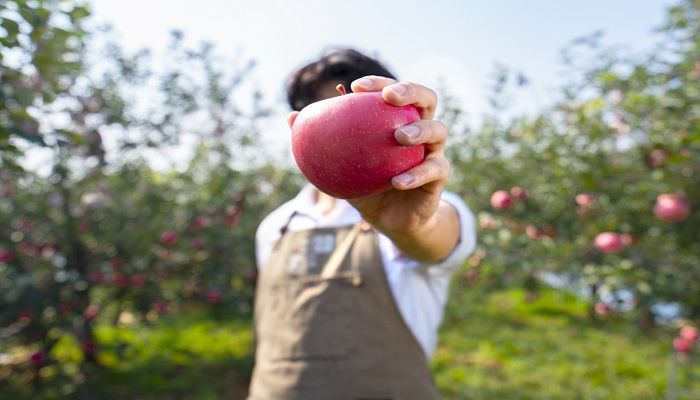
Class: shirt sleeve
381,191,477,273
432,191,477,272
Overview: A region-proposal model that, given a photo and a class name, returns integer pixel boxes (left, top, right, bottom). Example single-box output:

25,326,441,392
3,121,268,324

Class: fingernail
389,84,407,96
398,125,421,140
355,78,373,89
393,173,415,186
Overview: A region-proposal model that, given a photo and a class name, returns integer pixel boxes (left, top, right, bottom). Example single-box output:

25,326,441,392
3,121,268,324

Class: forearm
386,200,460,263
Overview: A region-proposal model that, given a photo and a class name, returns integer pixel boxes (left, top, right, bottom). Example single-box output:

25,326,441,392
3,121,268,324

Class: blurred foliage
444,0,700,326
0,0,301,396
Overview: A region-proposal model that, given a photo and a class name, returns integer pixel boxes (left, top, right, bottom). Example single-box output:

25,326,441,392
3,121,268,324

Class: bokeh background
1,0,699,399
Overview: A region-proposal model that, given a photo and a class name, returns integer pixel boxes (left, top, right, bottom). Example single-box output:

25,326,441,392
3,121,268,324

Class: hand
350,75,450,228
286,76,459,262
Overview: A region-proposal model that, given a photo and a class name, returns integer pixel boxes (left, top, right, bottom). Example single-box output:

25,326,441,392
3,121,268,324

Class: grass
3,283,694,399
433,283,676,399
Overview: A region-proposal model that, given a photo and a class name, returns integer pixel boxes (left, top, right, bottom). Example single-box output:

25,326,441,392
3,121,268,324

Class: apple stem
335,84,347,95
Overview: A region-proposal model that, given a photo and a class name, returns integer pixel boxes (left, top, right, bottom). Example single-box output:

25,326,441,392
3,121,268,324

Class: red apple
82,340,97,354
84,305,100,321
192,216,209,230
575,194,596,207
654,194,690,223
490,190,512,210
154,301,169,314
113,273,128,288
620,233,633,246
18,310,34,321
29,351,45,364
510,186,528,201
594,232,624,253
595,302,611,316
525,225,540,239
290,86,424,199
680,326,699,342
647,149,668,168
160,230,179,246
206,290,222,304
673,337,693,353
0,250,13,263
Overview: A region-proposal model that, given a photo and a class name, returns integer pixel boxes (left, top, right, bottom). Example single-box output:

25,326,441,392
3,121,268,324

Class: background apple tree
0,0,300,394
445,0,699,327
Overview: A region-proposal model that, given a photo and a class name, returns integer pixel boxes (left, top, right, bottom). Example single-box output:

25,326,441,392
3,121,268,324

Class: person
248,48,477,400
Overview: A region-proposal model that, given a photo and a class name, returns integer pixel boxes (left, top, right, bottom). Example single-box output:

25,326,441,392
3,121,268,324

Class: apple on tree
290,85,424,199
594,232,625,254
653,193,690,223
680,326,699,342
490,190,512,210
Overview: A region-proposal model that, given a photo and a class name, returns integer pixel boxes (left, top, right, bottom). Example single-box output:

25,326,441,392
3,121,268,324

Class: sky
85,0,676,166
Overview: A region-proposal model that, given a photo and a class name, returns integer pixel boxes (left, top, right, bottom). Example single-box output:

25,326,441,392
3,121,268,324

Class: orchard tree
446,0,699,326
1,0,301,395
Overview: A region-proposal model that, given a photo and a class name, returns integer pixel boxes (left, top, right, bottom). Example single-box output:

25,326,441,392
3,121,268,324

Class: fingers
394,120,447,154
350,76,438,119
392,157,451,192
287,111,299,127
350,75,397,93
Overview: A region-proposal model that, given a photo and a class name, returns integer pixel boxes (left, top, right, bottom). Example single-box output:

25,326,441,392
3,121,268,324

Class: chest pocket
257,226,363,361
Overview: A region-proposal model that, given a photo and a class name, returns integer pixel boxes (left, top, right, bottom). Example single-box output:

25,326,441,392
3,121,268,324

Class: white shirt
255,185,477,358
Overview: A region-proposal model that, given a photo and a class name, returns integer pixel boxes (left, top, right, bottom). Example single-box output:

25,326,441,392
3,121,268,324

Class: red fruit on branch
82,341,97,354
192,216,209,230
620,234,633,246
490,190,512,210
594,232,624,253
525,225,540,239
673,337,693,353
0,250,13,263
84,305,100,321
154,301,169,314
654,193,690,223
647,149,668,168
29,351,45,364
113,274,128,288
595,302,611,316
18,310,34,321
575,194,596,207
291,85,424,199
680,326,699,342
160,230,179,245
206,290,222,304
510,186,528,201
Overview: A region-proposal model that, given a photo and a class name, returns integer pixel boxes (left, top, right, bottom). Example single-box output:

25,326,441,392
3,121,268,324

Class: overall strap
320,222,364,286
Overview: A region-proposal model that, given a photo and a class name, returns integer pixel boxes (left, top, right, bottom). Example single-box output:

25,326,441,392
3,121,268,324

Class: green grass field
3,283,691,399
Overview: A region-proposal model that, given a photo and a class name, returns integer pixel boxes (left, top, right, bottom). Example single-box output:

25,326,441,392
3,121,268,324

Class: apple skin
291,92,424,199
490,190,512,210
673,337,693,353
654,193,690,223
680,326,699,342
594,232,624,253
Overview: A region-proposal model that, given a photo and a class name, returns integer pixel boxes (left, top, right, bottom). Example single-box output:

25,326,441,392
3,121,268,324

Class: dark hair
286,48,397,111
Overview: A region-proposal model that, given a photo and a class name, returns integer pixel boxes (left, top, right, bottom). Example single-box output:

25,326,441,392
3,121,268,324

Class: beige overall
248,221,440,400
